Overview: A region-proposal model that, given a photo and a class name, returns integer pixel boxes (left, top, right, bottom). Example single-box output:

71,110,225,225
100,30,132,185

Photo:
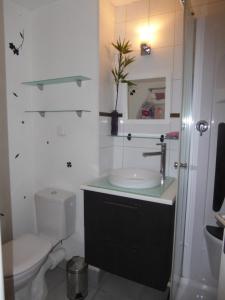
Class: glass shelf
22,75,91,90
24,109,91,118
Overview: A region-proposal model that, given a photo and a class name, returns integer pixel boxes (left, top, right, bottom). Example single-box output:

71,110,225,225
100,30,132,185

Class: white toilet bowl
204,225,223,279
3,187,76,300
3,234,52,300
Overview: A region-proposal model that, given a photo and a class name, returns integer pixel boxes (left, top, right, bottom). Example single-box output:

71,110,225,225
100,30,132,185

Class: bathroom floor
46,266,169,300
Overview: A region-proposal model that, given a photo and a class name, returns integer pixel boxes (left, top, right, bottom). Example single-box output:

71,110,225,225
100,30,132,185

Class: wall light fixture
140,43,151,56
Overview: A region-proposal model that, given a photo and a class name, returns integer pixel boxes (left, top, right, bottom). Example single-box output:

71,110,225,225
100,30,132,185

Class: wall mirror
122,74,171,123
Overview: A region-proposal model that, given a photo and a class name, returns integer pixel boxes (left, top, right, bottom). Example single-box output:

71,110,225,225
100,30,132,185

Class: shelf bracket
75,110,82,117
37,84,44,91
76,80,82,87
38,111,45,117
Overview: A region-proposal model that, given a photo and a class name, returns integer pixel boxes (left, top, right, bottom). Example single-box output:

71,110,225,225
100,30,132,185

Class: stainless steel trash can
66,256,88,300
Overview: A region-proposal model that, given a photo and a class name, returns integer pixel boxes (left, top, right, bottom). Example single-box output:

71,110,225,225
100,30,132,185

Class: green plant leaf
121,80,136,86
123,56,135,67
111,37,136,110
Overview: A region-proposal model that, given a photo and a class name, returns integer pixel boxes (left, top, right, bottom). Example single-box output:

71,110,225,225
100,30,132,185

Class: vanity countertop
216,213,225,227
81,176,177,206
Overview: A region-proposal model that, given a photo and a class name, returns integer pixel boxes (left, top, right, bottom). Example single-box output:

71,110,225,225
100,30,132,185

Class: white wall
0,0,12,244
4,0,100,257
30,0,99,256
108,0,183,178
3,0,35,239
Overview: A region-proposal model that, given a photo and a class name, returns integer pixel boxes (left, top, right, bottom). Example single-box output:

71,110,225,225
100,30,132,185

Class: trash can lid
67,256,87,273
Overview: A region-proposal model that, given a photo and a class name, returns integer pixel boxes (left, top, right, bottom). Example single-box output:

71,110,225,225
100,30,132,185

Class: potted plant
111,38,135,135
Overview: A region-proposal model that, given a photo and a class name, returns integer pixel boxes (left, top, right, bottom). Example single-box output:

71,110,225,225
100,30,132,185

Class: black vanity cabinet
84,190,175,291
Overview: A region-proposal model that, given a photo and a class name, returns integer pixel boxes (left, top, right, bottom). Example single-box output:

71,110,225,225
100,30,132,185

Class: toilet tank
35,188,75,241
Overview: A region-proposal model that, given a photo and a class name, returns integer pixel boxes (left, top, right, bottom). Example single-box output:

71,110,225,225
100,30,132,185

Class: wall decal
24,196,26,199
13,92,18,97
46,141,50,144
130,89,136,96
9,30,24,55
21,121,25,124
15,153,20,159
67,162,72,168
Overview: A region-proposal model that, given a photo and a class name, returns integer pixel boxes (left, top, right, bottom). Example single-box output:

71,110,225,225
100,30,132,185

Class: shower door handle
174,162,188,169
196,120,209,136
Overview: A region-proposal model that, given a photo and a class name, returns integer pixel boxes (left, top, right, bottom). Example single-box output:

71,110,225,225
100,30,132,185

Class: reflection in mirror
128,77,166,120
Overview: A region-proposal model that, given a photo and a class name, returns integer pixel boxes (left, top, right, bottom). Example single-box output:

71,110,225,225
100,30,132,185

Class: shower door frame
170,0,196,298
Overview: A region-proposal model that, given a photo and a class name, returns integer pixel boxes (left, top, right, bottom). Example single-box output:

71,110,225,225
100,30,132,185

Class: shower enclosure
171,0,225,299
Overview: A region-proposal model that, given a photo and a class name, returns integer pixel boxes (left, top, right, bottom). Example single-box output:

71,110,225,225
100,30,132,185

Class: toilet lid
2,234,52,277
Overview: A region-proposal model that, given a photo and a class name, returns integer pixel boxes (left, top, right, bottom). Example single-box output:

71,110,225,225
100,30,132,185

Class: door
171,0,196,298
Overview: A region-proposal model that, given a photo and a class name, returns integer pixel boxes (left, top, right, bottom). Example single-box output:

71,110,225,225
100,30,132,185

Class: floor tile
93,288,131,300
139,286,169,300
46,268,169,300
86,288,98,300
98,273,143,300
46,267,66,292
46,276,97,300
46,280,67,300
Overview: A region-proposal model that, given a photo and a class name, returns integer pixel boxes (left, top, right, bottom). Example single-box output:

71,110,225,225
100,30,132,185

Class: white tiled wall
99,0,183,178
99,0,115,175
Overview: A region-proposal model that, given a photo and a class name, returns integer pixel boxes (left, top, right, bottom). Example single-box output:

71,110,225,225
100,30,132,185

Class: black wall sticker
9,30,24,55
130,89,136,96
23,196,26,199
15,153,20,159
13,92,18,97
21,121,25,124
46,141,50,144
67,162,72,168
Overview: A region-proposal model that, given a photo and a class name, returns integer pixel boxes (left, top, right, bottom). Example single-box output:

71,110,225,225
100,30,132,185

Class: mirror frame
122,73,171,124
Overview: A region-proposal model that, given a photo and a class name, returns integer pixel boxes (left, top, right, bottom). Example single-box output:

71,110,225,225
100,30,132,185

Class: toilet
2,188,75,300
204,225,224,280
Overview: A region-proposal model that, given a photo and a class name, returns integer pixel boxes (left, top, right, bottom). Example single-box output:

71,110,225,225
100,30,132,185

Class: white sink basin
108,168,161,189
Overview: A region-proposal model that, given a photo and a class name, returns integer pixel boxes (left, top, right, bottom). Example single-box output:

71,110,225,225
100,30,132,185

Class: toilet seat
3,233,52,277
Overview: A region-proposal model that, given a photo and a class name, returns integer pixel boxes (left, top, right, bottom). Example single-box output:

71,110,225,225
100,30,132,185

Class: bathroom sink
108,168,161,189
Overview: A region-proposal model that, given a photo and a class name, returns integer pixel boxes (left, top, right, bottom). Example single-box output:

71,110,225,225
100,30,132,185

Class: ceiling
110,0,138,6
11,0,225,11
11,0,59,10
11,0,139,10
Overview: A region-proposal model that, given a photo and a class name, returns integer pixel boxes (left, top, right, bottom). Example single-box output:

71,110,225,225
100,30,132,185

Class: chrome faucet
142,142,167,184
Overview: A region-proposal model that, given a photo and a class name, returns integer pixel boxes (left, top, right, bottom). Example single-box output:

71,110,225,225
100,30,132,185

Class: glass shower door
171,0,196,299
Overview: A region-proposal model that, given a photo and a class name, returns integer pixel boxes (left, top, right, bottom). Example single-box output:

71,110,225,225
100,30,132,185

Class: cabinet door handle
104,201,138,210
